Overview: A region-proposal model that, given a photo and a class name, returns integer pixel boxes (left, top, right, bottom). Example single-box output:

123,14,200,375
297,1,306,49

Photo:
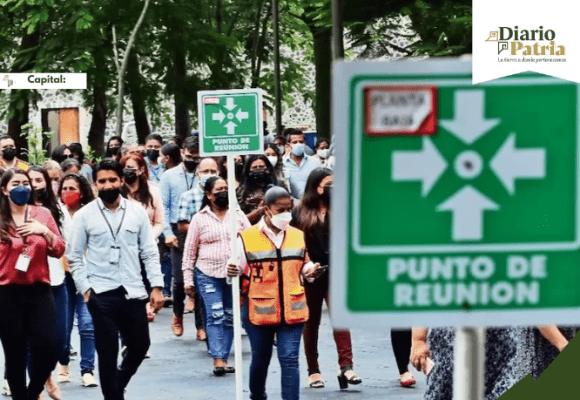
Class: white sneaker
57,365,70,383
81,373,98,388
2,379,11,396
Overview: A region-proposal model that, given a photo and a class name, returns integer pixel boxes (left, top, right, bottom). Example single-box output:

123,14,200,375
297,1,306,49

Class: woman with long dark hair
218,155,244,189
264,144,289,191
120,154,164,321
291,167,362,389
28,165,67,399
104,136,124,161
120,154,163,239
182,176,250,375
56,174,98,388
237,155,279,225
51,145,72,164
0,168,65,400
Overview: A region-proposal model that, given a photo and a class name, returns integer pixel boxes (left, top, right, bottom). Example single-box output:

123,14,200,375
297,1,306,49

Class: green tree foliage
402,0,472,56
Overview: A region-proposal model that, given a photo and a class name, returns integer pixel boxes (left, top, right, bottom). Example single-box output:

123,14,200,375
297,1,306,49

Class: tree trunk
172,47,190,142
250,0,265,86
7,95,29,159
87,46,108,157
127,52,151,143
8,30,41,159
252,2,271,88
310,26,332,139
115,0,151,137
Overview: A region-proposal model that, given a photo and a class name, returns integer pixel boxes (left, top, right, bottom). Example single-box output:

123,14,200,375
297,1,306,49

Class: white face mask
291,143,305,157
270,211,292,231
277,145,285,155
199,174,218,189
266,156,278,167
317,148,330,159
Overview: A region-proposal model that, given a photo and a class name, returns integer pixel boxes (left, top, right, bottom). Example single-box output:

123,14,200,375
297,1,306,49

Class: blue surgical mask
277,145,285,155
9,185,31,206
199,174,218,190
291,143,305,157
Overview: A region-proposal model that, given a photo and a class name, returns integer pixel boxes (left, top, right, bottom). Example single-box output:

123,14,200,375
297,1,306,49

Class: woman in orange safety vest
228,185,322,400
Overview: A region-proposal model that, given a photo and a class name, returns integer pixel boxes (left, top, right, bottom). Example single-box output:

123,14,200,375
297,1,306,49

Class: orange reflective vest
240,225,309,326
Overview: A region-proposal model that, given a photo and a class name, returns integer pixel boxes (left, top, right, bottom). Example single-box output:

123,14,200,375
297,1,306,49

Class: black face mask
2,147,17,161
249,169,268,181
183,160,198,172
322,186,331,205
35,188,48,203
214,191,229,208
146,149,159,161
235,162,244,177
108,147,120,156
123,169,138,184
98,188,121,204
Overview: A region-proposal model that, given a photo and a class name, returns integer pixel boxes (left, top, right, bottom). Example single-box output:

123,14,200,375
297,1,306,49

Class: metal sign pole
454,327,485,400
227,155,243,400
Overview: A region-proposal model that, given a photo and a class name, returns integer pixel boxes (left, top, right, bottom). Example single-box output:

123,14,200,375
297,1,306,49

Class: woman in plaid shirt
182,176,250,375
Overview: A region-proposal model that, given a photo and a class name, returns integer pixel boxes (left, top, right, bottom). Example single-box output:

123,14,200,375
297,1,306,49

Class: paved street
10,305,427,400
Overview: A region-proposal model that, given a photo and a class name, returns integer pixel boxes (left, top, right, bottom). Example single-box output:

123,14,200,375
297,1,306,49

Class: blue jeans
28,283,68,375
65,273,96,374
160,246,172,297
242,301,304,400
195,269,233,360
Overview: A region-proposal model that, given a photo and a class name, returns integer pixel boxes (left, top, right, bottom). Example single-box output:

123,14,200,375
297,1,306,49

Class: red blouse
0,206,65,285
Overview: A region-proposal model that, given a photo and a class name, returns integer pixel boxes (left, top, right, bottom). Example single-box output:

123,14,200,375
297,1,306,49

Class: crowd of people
0,128,575,400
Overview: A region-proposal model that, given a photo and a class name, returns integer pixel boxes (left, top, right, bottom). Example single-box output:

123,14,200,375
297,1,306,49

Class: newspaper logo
473,0,577,83
485,27,566,58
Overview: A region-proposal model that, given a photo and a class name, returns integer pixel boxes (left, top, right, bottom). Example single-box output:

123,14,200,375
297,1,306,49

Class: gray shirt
67,197,163,299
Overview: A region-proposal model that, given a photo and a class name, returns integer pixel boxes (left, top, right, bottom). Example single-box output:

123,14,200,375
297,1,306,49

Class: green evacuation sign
197,89,264,156
330,60,580,328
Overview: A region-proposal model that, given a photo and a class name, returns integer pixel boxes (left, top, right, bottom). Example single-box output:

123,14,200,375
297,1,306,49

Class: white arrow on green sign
331,60,580,328
197,89,264,156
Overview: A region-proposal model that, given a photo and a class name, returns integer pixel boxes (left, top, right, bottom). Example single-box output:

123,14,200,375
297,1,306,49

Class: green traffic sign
197,89,264,156
331,60,580,328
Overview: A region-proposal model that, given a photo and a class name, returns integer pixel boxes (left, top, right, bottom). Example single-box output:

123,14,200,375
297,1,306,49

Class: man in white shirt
67,159,164,400
282,129,321,199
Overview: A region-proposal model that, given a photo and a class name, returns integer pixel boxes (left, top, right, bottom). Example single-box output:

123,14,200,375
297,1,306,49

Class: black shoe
337,367,362,390
163,297,173,308
224,366,235,373
213,367,226,376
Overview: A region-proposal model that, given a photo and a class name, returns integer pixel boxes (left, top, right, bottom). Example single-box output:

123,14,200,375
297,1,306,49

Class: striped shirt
182,205,250,285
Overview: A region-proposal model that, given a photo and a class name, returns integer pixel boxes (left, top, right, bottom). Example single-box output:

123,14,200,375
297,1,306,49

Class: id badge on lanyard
98,203,126,265
15,207,31,273
109,246,121,264
15,253,31,272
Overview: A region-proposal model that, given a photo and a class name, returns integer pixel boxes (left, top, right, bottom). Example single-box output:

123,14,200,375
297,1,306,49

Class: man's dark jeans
86,287,150,400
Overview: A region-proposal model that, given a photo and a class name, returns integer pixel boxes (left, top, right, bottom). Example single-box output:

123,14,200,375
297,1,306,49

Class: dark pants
86,287,150,400
0,284,56,400
303,273,353,375
27,283,68,377
390,329,412,374
170,223,205,328
243,302,304,400
170,224,186,317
